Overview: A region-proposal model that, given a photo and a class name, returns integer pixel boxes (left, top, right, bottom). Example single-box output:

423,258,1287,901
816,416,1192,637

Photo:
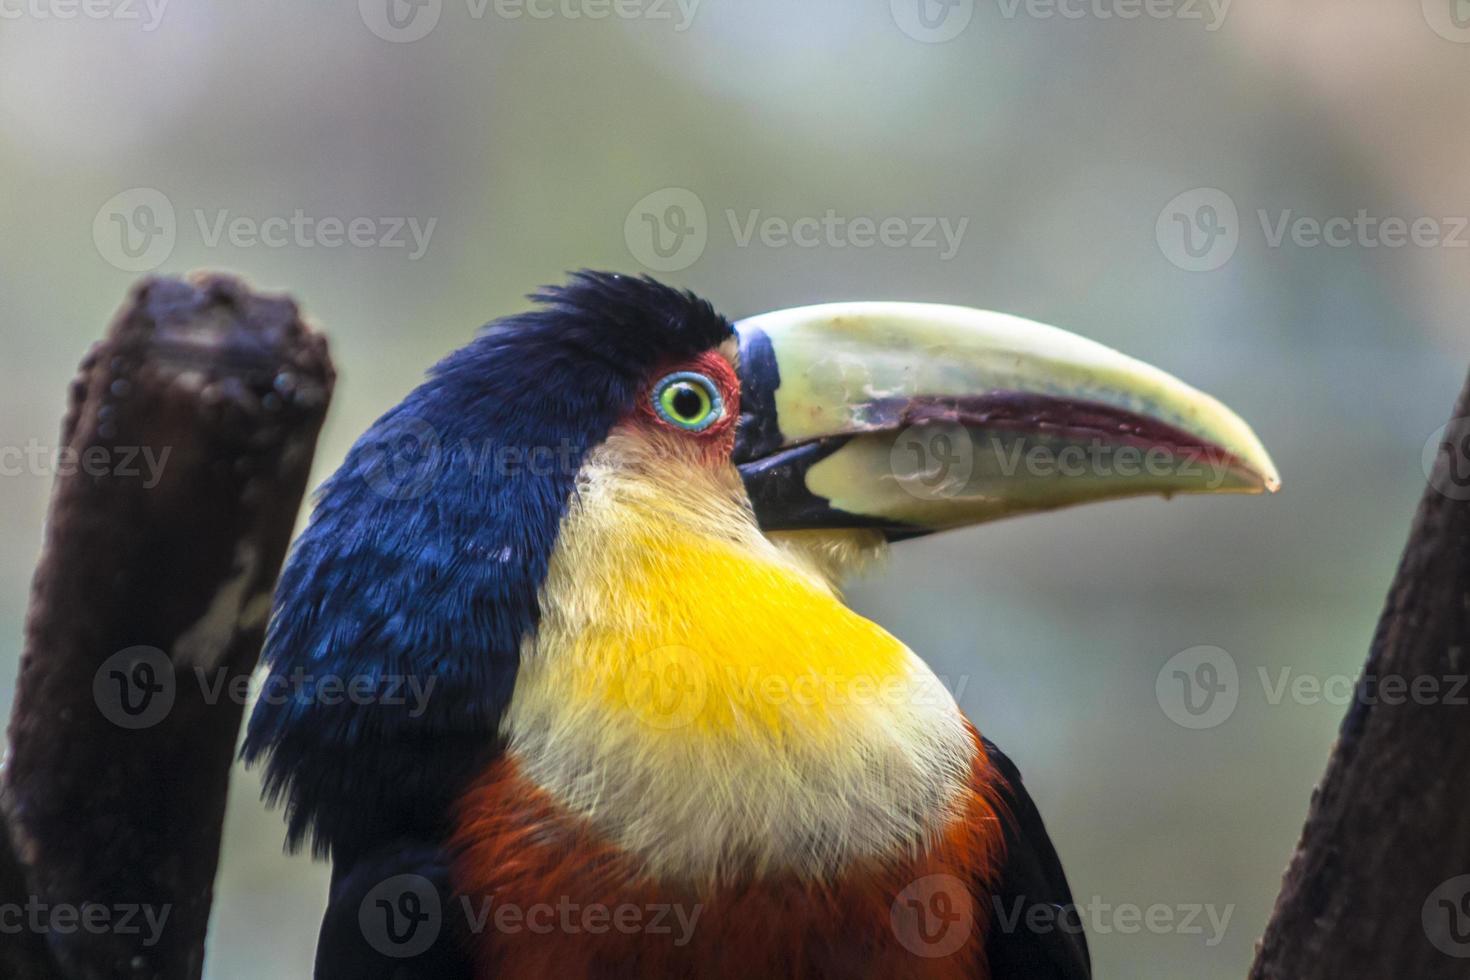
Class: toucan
243,272,1278,979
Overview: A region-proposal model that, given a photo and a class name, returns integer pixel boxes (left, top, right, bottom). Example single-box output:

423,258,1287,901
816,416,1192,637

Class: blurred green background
3,1,1468,976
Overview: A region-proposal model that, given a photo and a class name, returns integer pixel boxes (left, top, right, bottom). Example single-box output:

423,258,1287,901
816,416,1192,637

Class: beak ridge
733,302,1280,536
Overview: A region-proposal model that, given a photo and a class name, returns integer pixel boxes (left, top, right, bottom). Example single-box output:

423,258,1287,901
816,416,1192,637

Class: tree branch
1251,369,1470,977
1,275,333,980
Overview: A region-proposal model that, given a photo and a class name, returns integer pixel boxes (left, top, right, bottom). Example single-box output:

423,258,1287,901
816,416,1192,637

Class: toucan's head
501,274,1283,573
244,270,1278,861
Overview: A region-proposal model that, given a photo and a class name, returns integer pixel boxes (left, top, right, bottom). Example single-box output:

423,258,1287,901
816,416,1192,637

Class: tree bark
0,275,333,980
1251,371,1470,978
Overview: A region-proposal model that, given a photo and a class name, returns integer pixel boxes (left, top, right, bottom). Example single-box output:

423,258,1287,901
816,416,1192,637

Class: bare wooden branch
0,815,60,978
1,275,333,980
1251,370,1470,978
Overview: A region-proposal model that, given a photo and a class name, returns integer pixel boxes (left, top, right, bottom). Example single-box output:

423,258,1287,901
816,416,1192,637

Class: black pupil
671,385,704,420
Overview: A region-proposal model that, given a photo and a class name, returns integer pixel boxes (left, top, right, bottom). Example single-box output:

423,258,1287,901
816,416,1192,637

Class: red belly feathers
451,728,1004,979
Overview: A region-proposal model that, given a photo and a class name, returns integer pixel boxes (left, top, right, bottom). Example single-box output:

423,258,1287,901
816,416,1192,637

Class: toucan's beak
732,303,1280,537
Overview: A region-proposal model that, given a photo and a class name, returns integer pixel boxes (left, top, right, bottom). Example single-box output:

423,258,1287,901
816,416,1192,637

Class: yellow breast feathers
499,428,976,885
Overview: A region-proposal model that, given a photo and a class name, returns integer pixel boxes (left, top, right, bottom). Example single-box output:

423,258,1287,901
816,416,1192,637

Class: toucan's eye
652,371,724,432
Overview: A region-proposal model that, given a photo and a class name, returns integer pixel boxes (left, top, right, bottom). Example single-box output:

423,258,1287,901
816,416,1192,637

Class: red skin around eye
633,350,741,460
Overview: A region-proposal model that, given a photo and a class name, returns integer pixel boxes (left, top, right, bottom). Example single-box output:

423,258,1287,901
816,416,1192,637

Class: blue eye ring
651,371,725,432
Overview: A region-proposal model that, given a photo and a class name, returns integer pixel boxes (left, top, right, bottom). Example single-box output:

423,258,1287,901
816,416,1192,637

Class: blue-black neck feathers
243,272,732,862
